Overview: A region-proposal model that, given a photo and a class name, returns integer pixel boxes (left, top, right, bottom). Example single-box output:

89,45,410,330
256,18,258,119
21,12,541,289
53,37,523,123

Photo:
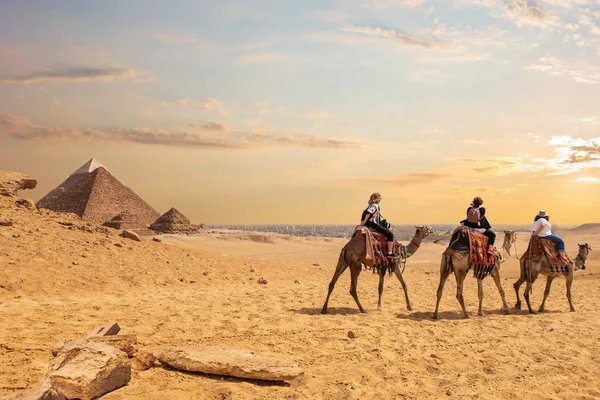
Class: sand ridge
1,196,599,399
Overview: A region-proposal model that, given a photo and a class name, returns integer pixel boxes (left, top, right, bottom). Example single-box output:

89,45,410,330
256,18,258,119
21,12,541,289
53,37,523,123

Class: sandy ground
1,198,600,399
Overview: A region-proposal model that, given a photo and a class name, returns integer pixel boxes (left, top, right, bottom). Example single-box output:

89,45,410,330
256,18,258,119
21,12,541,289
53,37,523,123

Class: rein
409,239,420,249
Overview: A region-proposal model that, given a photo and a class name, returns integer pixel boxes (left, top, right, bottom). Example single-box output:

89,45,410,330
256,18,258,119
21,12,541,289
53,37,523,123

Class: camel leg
491,267,509,315
377,268,385,311
566,271,575,312
393,263,412,311
538,275,555,313
477,278,485,317
455,269,469,319
513,275,525,310
433,255,451,320
321,253,349,314
523,272,538,314
349,263,366,313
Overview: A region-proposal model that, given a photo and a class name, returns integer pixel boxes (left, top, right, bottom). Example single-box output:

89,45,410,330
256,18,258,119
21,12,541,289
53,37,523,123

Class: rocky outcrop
158,347,304,381
48,341,131,400
0,380,65,400
131,351,156,371
0,171,37,197
120,230,141,242
51,335,138,358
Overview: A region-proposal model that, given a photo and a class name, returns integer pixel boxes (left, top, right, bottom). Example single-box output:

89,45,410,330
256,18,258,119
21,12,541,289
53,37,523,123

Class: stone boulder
0,380,65,400
48,341,131,400
119,230,141,242
131,351,156,371
158,347,304,381
51,335,138,357
0,171,37,198
15,198,36,211
0,218,14,227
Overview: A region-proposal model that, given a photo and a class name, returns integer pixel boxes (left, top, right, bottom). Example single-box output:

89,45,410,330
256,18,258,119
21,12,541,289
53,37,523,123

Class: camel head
503,230,517,250
415,225,434,237
575,243,593,270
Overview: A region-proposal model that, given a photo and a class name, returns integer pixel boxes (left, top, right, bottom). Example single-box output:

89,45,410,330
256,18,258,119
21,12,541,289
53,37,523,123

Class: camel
321,225,434,314
433,230,517,319
514,242,592,313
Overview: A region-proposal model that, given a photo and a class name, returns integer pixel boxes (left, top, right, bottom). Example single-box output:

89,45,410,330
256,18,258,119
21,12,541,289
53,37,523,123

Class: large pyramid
36,158,160,227
150,207,199,234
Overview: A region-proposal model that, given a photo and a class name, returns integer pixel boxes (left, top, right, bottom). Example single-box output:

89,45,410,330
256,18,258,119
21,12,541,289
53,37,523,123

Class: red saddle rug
369,231,401,273
443,227,496,279
522,236,567,267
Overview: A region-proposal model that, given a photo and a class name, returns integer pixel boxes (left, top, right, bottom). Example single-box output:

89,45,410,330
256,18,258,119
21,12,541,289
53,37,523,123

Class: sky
1,0,600,225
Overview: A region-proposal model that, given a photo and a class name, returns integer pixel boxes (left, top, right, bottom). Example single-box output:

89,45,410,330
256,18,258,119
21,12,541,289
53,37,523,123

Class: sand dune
1,195,599,399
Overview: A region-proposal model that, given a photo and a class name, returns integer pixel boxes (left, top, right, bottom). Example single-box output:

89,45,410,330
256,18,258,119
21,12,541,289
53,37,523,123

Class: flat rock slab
52,335,137,357
0,380,65,400
48,341,131,400
120,230,141,242
159,347,303,381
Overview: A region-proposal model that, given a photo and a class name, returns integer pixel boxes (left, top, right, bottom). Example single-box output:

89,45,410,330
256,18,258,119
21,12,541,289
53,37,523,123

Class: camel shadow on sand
291,307,362,316
401,308,520,321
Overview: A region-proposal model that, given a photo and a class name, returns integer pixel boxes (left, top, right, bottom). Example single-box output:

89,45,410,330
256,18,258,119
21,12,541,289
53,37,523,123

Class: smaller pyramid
102,211,139,230
71,158,107,176
150,207,199,234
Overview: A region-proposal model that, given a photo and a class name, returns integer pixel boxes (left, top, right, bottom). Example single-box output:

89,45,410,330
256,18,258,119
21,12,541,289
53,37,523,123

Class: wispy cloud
363,172,451,185
188,121,229,132
504,0,559,29
0,114,363,150
0,67,139,84
462,138,484,144
346,26,447,49
575,177,600,183
160,97,229,116
523,56,600,84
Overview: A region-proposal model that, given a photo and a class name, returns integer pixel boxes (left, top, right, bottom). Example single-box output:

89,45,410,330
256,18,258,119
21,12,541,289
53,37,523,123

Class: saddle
443,227,496,279
522,236,568,267
350,226,402,274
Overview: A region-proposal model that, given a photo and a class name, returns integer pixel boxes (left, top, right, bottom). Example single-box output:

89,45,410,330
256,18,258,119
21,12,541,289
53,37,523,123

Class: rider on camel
360,192,399,259
460,196,497,256
531,210,568,264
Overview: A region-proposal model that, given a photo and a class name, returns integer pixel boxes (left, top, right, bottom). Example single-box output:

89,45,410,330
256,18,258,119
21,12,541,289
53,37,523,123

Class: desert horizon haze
2,1,600,224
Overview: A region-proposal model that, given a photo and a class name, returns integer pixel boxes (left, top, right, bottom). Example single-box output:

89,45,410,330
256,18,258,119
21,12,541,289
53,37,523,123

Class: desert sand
1,188,600,399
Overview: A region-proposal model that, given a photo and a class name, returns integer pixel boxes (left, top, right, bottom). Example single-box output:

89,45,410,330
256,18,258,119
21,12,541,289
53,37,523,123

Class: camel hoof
514,303,521,310
477,311,485,317
538,308,545,313
463,314,471,319
570,308,576,312
407,305,413,311
432,313,440,320
528,310,537,314
503,308,510,315
320,309,328,315
377,306,382,311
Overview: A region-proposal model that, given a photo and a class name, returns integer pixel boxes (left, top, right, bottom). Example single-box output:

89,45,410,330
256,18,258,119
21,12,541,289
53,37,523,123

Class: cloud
364,172,451,185
188,121,228,132
239,53,286,64
523,56,600,84
505,0,559,29
0,114,362,150
0,67,139,84
160,97,229,116
154,33,197,44
575,177,600,183
347,26,447,49
304,111,334,120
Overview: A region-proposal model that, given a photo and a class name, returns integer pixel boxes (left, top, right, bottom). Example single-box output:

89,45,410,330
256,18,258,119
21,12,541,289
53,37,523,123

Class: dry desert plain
1,195,600,399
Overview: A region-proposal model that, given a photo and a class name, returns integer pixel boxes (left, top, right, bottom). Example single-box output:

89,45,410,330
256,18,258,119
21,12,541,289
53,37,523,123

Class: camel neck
405,233,425,258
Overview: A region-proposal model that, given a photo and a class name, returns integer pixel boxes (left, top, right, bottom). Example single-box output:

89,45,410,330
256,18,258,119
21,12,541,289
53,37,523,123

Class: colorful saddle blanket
369,231,402,271
522,236,567,267
444,227,496,279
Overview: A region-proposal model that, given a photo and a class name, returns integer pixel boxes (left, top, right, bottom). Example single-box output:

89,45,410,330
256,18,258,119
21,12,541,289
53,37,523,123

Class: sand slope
1,198,599,399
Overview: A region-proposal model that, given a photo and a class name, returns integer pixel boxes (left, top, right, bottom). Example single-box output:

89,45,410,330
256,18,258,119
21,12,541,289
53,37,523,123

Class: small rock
312,263,320,266
0,379,65,400
72,261,78,266
294,280,301,284
347,331,356,339
250,268,255,273
179,278,184,282
114,243,123,248
12,234,20,238
0,218,13,227
120,230,141,242
15,198,36,211
152,237,161,242
202,271,209,276
549,327,555,332
88,322,120,337
446,390,452,396
430,353,439,358
190,280,196,284
257,277,267,284
131,351,156,371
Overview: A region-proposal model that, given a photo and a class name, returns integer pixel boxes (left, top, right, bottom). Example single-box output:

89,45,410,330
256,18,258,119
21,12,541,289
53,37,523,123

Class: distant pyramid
36,159,160,227
150,207,199,234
